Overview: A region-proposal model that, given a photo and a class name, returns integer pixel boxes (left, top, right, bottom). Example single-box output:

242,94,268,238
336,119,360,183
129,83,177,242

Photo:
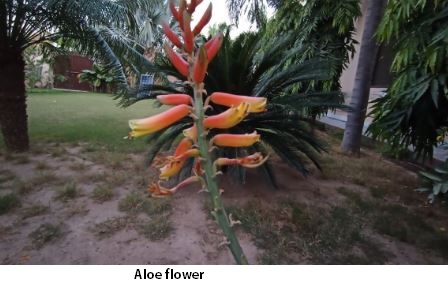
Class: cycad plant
125,24,337,187
127,0,274,264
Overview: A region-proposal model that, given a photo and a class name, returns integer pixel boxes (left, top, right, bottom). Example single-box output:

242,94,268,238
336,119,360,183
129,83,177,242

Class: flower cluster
127,0,269,198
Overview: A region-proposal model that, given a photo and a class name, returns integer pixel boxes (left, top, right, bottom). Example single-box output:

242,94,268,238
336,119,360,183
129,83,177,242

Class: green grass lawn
0,89,160,152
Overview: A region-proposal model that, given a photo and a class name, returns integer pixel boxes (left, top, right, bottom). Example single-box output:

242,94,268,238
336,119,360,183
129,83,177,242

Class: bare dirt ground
1,136,447,264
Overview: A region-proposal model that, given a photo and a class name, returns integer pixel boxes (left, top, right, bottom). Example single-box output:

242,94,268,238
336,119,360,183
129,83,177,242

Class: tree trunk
0,46,30,152
341,0,387,155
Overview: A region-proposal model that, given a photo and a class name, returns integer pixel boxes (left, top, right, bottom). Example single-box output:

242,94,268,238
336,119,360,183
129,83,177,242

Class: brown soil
0,139,447,264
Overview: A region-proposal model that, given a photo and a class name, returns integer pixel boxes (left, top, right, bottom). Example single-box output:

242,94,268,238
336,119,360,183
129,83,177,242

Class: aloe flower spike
130,0,260,264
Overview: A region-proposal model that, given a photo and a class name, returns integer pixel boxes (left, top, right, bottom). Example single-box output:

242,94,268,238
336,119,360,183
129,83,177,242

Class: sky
192,0,274,38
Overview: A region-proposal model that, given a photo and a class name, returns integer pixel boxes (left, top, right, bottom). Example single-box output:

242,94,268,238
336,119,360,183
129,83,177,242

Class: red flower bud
193,46,208,84
169,0,182,27
179,0,187,15
161,20,183,49
187,0,203,14
177,0,188,29
192,3,212,36
164,43,189,77
204,32,223,62
182,12,194,54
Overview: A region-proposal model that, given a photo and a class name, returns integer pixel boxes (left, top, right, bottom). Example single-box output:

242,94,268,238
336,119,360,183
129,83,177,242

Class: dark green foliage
369,0,448,159
418,156,448,203
78,63,116,93
265,0,361,114
226,0,283,27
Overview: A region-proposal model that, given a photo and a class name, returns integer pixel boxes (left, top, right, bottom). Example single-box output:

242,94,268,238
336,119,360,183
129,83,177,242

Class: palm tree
266,0,361,121
341,0,387,155
133,0,167,59
227,0,360,124
126,28,340,186
0,0,160,152
226,0,282,27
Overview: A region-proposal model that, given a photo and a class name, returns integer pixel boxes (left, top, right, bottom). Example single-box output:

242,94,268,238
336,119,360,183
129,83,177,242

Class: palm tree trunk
0,46,30,152
341,0,387,155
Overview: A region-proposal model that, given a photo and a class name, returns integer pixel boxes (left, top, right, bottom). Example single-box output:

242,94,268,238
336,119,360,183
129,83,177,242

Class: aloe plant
127,0,271,264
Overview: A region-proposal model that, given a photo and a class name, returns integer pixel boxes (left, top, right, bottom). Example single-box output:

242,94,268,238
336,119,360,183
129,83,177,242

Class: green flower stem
193,83,248,265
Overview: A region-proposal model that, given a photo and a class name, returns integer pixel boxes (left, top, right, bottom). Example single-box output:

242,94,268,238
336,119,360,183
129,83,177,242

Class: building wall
53,55,93,91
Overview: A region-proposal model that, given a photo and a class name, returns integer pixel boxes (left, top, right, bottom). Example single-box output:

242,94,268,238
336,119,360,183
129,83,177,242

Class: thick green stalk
193,83,248,265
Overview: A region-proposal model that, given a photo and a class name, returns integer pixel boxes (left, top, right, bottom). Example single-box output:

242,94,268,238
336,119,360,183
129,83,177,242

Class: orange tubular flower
159,158,186,180
161,20,183,49
204,32,223,62
193,158,204,175
157,94,192,106
174,137,193,156
204,102,250,129
164,43,189,77
183,124,197,141
211,131,260,147
210,92,267,113
174,148,200,160
214,153,269,169
182,12,194,54
158,138,197,180
174,175,200,191
193,46,208,84
128,104,191,138
148,182,173,197
192,3,212,35
149,175,200,198
159,149,199,179
152,154,167,168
